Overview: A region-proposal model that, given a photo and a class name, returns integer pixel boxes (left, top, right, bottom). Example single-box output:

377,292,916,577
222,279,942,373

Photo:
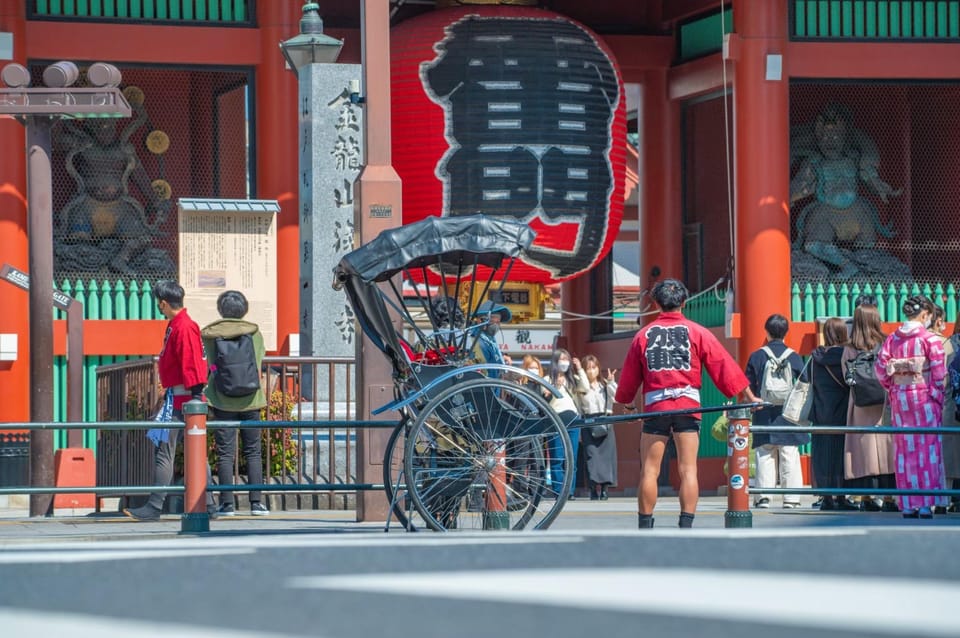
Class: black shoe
860,498,882,512
881,500,900,512
812,497,824,509
599,487,609,501
902,509,920,519
836,498,859,511
216,503,235,517
590,491,600,501
819,496,835,511
123,504,161,521
934,505,947,515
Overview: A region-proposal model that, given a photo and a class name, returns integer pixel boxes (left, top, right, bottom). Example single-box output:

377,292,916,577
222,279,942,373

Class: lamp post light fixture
1,61,130,517
280,2,344,72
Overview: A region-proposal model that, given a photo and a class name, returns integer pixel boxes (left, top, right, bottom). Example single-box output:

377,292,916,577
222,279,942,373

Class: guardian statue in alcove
790,102,909,281
53,85,175,278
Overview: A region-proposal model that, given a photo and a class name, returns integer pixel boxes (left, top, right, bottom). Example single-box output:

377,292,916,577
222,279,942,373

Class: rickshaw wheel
382,422,417,531
403,378,572,532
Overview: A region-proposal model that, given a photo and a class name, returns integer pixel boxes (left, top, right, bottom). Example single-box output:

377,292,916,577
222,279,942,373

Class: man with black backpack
745,314,806,509
201,290,269,516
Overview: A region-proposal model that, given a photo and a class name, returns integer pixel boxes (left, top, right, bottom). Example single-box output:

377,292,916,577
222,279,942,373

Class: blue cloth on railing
146,389,174,447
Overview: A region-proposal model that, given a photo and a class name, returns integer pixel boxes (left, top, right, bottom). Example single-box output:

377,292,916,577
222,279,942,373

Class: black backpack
212,334,260,397
844,345,885,407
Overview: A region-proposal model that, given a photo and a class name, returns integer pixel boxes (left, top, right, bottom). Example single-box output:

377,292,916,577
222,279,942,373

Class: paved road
1,498,958,637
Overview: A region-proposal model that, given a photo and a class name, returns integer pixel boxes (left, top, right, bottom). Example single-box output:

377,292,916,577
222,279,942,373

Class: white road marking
0,526,876,555
0,608,302,638
291,567,960,637
0,534,588,554
0,547,252,564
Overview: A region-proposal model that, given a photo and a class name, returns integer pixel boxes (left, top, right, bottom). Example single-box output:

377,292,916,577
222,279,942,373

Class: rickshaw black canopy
332,214,536,371
334,214,535,284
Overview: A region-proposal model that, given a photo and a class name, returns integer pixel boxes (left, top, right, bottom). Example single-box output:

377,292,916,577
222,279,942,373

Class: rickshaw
333,214,579,531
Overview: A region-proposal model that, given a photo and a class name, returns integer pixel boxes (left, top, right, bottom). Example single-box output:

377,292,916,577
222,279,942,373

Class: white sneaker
753,497,770,509
250,502,270,516
782,502,800,509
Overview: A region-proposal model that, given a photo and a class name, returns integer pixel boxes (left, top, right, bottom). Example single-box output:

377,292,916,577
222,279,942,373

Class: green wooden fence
791,281,958,322
794,0,960,39
31,0,251,22
52,279,162,451
688,280,960,457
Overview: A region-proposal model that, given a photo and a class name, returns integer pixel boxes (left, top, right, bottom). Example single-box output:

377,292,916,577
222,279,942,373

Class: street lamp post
281,4,363,417
0,61,130,516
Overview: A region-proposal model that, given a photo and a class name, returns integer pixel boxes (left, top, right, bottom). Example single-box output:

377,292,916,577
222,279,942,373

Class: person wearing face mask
546,348,589,499
472,300,513,378
876,295,948,519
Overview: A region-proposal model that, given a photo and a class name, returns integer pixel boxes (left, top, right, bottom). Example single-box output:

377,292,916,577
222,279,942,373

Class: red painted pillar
0,0,30,423
732,0,791,360
640,69,682,298
356,0,403,522
180,400,209,533
255,1,300,353
725,408,752,528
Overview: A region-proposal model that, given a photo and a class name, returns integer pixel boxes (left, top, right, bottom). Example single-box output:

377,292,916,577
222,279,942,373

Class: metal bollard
725,407,753,528
181,399,209,533
483,440,510,530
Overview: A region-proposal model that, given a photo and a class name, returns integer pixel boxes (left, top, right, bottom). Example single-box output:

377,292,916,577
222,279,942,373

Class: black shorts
642,415,701,436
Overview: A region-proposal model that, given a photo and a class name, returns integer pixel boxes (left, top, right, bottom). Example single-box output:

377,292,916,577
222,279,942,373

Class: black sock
638,513,654,528
679,512,695,528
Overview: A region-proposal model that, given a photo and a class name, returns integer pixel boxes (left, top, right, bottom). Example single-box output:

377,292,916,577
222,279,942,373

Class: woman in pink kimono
875,295,947,519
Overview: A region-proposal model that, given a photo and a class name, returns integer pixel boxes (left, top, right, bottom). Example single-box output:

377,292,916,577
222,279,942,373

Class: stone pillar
298,63,363,405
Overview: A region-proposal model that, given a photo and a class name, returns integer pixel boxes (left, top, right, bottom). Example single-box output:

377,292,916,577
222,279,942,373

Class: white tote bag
781,359,813,426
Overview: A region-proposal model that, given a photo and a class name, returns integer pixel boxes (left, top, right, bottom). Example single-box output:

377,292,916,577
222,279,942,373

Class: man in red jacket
616,279,753,528
124,280,215,521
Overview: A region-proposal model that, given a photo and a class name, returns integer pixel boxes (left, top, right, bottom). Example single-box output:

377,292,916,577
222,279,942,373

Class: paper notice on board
178,200,278,351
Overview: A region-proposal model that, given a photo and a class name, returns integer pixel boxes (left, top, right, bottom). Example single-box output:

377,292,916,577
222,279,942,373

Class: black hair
430,296,465,329
854,294,878,308
902,295,933,319
153,280,184,308
934,305,946,322
764,314,789,340
651,278,688,311
217,290,249,319
549,347,576,388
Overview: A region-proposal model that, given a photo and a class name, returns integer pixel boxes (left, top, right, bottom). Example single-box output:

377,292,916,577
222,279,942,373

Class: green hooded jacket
201,318,268,412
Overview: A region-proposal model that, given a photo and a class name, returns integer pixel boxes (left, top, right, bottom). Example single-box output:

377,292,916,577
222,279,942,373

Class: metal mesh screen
790,81,960,286
33,64,252,285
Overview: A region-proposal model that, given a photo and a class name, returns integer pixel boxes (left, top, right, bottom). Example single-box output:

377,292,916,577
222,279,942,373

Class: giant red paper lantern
391,6,627,284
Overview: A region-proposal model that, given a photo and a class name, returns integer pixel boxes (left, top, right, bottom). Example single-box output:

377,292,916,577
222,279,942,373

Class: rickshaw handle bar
572,401,770,429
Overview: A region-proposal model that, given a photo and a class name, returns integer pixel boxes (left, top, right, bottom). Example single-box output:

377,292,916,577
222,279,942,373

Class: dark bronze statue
53,87,174,278
790,103,907,281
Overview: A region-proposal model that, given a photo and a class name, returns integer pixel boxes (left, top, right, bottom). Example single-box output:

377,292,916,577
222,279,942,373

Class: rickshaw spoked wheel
403,378,572,532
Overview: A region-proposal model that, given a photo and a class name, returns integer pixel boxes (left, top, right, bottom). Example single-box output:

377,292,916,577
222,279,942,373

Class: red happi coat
615,311,748,415
157,309,208,411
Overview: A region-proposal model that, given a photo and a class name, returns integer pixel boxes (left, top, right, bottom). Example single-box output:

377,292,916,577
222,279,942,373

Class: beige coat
842,345,896,479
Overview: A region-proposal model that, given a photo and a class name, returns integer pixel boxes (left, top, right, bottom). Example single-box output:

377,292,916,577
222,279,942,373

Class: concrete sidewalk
1,495,956,544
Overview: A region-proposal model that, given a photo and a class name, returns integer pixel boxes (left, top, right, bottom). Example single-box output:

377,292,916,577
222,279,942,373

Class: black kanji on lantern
423,16,620,278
